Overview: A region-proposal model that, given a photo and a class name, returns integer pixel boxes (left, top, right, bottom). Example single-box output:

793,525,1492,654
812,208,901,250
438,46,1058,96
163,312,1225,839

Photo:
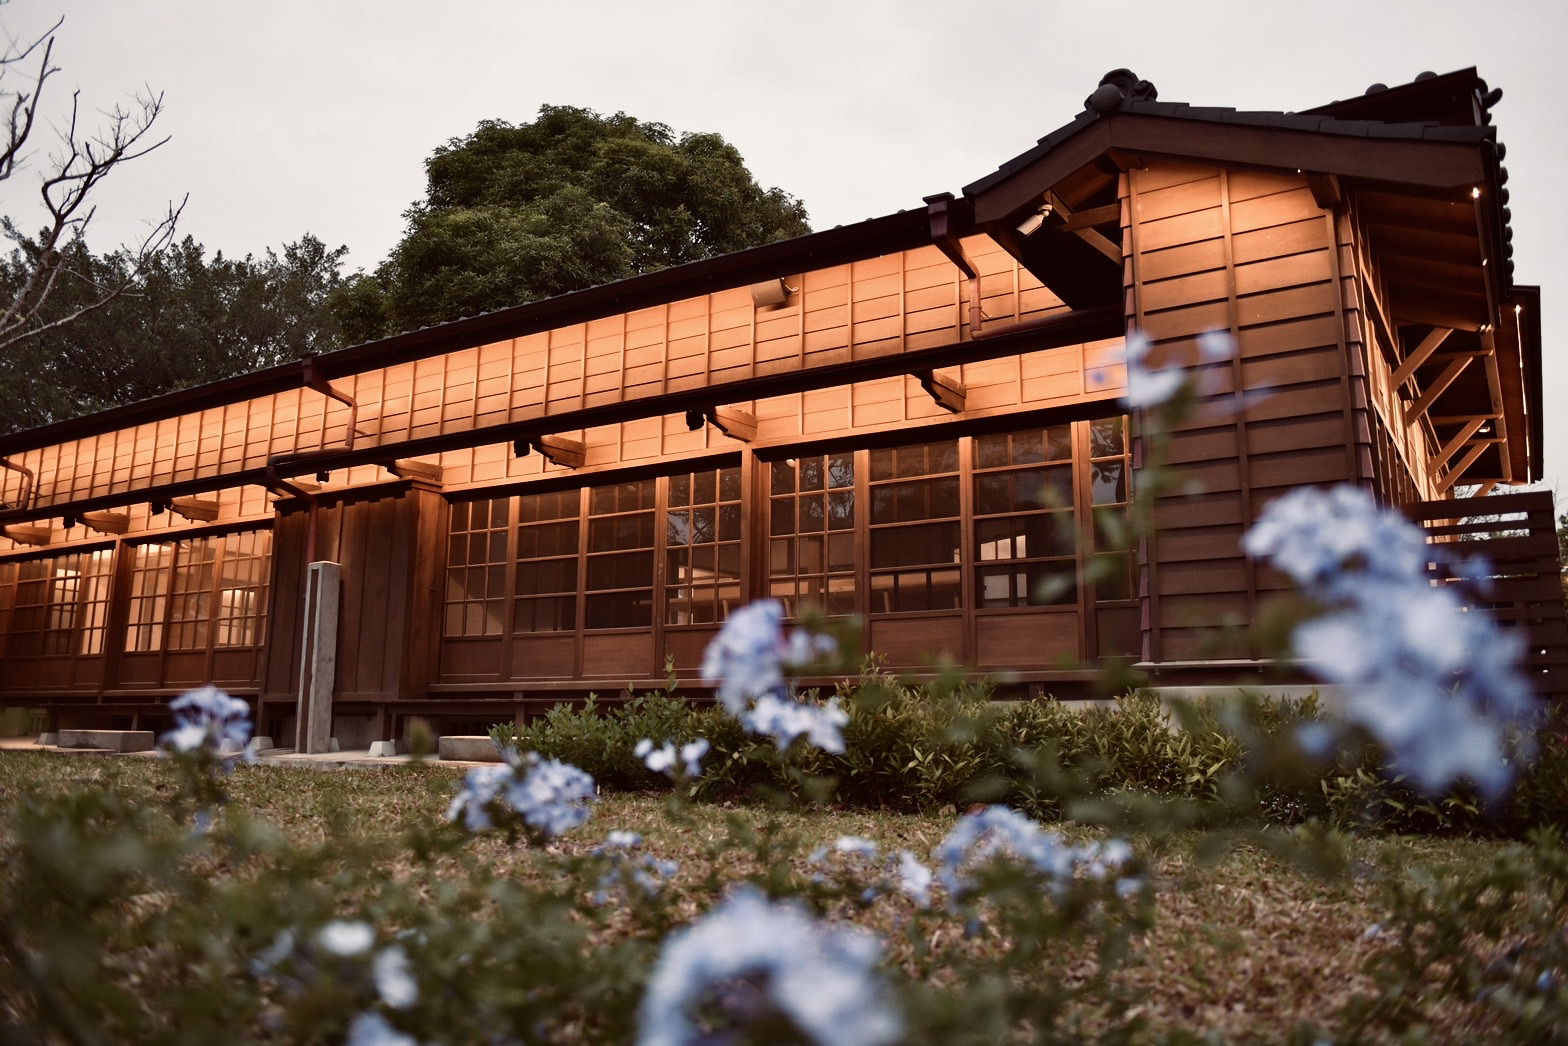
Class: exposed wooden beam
1391,326,1453,388
2,524,49,546
1435,442,1490,494
80,510,129,536
170,497,221,523
708,406,757,443
915,369,966,414
1057,203,1121,231
386,458,444,486
534,435,586,470
1429,418,1487,476
1404,355,1474,427
1305,172,1342,209
1045,190,1123,265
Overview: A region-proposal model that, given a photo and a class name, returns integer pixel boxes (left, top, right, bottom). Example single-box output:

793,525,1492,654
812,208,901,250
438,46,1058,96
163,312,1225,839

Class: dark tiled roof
962,68,1496,198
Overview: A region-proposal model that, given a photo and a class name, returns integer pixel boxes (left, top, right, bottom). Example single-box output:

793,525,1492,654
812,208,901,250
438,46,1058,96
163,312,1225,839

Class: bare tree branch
0,13,181,352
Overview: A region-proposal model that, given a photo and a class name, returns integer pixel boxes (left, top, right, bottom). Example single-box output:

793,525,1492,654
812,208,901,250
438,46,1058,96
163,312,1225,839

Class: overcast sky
9,0,1566,492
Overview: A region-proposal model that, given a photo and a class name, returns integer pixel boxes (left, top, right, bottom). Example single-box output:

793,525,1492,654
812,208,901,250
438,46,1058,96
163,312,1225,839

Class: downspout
0,457,33,510
925,193,1119,342
302,355,362,451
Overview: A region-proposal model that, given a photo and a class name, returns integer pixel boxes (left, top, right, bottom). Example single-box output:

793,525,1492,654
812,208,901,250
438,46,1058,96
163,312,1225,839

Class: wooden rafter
1435,442,1490,494
1046,192,1122,264
1390,326,1452,388
915,369,966,414
1403,354,1474,427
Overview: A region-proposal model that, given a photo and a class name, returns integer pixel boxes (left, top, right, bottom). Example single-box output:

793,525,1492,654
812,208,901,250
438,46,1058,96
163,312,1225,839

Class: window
769,452,856,617
972,425,1078,607
868,440,962,612
445,497,510,637
446,464,743,638
125,531,272,652
513,490,579,634
1087,416,1135,601
585,479,656,629
665,466,742,624
6,549,114,656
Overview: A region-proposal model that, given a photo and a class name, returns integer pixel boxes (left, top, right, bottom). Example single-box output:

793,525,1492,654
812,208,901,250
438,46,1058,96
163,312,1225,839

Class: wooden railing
1405,491,1568,705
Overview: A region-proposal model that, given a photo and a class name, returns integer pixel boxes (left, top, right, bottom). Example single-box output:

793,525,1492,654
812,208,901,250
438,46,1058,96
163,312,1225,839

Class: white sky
8,0,1567,495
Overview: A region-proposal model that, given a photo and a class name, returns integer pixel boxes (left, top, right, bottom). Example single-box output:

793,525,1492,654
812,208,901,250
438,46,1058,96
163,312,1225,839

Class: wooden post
296,561,341,754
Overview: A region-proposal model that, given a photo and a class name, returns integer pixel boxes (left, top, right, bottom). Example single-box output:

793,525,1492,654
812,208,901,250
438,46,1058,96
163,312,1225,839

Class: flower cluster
1242,485,1537,799
637,887,902,1046
700,598,848,753
446,748,596,837
636,737,710,779
160,685,255,765
932,806,1139,906
807,835,934,907
592,830,681,904
251,921,421,1044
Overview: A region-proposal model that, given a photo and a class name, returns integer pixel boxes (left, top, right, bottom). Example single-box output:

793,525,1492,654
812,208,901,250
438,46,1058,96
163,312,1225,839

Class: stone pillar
296,561,341,755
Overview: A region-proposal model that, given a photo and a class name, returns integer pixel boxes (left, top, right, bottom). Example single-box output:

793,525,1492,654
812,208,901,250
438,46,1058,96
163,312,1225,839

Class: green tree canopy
0,234,347,433
333,106,811,342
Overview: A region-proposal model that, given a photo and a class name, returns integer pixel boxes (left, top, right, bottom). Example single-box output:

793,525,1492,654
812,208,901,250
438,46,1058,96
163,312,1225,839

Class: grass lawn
0,750,1557,1043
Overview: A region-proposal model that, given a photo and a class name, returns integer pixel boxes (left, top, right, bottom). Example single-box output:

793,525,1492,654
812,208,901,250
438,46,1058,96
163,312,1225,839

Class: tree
0,13,183,352
333,106,811,342
0,233,348,433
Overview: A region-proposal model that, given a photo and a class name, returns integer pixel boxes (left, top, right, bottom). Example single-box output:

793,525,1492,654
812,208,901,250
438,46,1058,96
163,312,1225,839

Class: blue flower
317,920,375,958
638,887,901,1046
933,806,1138,906
345,1011,418,1046
701,599,846,753
372,945,418,1010
160,685,255,763
446,750,596,837
637,737,710,779
1244,485,1537,799
593,830,680,903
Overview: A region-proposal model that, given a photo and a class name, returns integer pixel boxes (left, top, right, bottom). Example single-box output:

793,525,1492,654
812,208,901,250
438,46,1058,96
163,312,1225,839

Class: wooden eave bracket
1046,192,1122,264
1306,172,1342,209
80,510,129,536
3,524,50,546
707,406,757,443
534,435,587,469
170,497,221,523
387,458,445,487
915,369,966,414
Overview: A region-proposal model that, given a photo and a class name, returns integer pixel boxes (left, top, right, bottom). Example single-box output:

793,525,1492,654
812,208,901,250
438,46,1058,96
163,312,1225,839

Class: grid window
585,479,656,629
445,497,510,637
1088,416,1135,601
126,544,174,651
215,531,270,647
868,439,961,613
665,466,742,624
514,490,579,633
972,425,1078,608
6,549,114,656
127,532,273,652
768,452,856,617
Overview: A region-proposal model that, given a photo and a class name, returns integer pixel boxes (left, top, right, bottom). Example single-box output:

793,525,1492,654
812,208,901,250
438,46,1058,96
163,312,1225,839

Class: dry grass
0,751,1543,1043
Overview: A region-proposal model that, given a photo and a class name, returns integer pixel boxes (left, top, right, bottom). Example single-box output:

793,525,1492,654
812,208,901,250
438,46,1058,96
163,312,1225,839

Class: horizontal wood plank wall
1343,201,1439,502
8,238,1092,517
1130,161,1357,664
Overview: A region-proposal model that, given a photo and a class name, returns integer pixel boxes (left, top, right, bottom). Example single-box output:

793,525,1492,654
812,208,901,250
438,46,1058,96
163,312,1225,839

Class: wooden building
0,68,1556,747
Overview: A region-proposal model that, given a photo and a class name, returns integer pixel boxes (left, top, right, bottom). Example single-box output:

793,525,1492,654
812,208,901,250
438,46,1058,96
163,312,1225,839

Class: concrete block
438,735,504,762
37,732,58,746
367,740,398,758
56,729,155,753
251,736,275,752
328,737,340,753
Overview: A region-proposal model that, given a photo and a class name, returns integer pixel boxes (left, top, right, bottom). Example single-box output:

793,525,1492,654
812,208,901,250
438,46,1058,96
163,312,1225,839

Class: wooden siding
261,484,444,709
1128,161,1358,663
0,236,1115,526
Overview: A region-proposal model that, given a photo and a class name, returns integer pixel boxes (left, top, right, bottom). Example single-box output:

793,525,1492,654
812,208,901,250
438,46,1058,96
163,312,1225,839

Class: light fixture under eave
1016,204,1052,237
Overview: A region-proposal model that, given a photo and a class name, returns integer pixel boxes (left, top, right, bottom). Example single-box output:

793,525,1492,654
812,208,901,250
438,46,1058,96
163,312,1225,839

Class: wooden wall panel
1130,161,1354,666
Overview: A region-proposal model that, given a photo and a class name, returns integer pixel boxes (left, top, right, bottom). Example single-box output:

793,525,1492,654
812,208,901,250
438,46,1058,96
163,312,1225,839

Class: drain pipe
0,457,33,510
302,355,362,451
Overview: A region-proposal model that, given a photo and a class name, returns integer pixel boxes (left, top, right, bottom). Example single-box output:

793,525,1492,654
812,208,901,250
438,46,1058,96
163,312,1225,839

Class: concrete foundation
438,736,504,762
56,729,154,753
